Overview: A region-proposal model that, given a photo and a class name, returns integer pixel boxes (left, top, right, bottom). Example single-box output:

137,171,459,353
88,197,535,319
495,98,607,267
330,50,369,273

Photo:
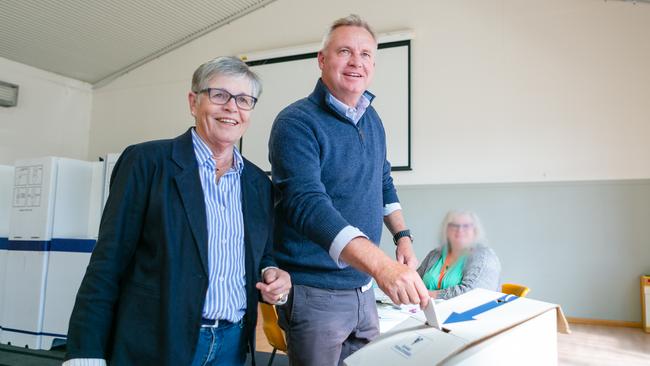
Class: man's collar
328,92,372,113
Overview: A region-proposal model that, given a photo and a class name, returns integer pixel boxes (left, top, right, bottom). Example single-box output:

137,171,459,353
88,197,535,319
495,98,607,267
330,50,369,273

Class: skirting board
567,317,641,328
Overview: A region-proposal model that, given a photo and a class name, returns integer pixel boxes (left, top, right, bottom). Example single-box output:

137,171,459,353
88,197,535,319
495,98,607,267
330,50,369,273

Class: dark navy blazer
65,128,275,365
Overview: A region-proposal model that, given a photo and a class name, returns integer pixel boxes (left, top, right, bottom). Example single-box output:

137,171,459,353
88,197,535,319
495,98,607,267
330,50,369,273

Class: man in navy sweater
269,15,429,365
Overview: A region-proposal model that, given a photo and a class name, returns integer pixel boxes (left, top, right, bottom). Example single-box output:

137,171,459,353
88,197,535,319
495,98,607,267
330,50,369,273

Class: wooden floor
558,324,650,366
255,311,650,365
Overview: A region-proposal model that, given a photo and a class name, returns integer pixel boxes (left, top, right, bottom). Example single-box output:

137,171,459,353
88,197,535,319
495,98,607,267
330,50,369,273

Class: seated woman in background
417,210,501,300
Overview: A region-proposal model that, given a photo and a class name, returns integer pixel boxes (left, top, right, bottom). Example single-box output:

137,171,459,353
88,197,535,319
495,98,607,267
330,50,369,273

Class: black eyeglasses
448,223,474,231
198,88,258,110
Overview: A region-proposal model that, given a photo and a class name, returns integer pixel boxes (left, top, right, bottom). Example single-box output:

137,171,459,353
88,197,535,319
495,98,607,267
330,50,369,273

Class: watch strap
393,230,412,245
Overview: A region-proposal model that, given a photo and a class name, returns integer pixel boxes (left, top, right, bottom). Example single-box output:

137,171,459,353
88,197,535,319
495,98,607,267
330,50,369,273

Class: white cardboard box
345,289,570,366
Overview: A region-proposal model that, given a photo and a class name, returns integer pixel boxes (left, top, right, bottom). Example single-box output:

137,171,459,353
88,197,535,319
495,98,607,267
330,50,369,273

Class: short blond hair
320,14,377,51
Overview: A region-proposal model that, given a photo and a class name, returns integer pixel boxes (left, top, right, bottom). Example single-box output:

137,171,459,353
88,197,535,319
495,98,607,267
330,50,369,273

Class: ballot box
345,289,570,366
0,165,14,341
0,157,103,349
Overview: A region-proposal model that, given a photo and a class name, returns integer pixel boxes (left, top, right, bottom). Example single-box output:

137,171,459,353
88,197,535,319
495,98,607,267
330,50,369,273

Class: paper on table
377,304,411,333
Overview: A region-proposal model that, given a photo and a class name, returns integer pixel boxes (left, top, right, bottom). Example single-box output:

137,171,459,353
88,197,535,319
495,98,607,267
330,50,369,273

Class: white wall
88,0,650,184
0,57,92,165
0,57,93,164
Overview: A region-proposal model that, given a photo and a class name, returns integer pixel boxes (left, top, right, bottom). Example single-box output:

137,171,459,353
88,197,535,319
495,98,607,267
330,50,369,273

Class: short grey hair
320,14,377,51
440,210,488,248
191,56,262,98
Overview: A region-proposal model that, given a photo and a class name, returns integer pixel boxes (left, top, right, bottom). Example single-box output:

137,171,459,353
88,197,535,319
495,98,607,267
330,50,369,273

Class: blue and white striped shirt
191,128,246,322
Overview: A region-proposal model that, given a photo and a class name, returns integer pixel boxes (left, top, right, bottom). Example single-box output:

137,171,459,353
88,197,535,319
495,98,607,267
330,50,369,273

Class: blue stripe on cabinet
6,240,50,251
5,238,96,252
50,238,95,253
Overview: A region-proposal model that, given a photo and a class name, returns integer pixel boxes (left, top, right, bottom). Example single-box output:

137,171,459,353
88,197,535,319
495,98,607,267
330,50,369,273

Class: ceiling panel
0,0,276,85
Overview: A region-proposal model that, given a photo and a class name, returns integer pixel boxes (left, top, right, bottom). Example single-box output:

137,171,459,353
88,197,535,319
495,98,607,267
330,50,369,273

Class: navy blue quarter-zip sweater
269,79,400,289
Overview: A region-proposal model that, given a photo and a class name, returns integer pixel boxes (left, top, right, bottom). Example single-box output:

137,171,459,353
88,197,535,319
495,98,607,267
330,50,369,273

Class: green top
422,245,467,291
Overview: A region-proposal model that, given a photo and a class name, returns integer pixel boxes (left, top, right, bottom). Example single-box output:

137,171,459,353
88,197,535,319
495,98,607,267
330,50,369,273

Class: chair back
260,303,288,352
501,283,531,297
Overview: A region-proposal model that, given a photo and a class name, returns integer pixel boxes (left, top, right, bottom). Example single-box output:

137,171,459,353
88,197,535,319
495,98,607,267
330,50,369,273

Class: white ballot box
0,165,15,341
345,289,570,366
0,157,103,349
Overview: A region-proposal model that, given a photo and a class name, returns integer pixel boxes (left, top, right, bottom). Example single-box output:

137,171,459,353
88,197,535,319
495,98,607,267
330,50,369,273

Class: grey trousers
277,284,379,366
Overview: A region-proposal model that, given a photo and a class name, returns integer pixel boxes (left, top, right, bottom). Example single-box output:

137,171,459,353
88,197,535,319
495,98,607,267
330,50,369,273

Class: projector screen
242,40,411,172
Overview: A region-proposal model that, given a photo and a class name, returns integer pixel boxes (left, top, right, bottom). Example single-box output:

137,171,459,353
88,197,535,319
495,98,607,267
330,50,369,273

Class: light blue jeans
190,320,246,366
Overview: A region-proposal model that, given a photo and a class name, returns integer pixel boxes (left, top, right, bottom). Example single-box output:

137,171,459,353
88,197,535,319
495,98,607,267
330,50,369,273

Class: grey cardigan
417,244,501,300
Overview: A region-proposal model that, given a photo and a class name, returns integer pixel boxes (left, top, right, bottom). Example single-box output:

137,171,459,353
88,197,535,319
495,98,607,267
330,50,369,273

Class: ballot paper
423,299,442,330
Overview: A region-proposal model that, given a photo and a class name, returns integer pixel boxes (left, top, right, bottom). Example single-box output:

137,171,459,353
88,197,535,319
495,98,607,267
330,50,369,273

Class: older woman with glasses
417,210,501,300
64,57,291,366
